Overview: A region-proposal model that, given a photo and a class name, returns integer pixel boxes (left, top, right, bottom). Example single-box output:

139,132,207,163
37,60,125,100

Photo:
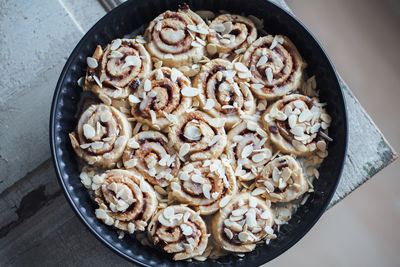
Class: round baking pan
50,0,348,266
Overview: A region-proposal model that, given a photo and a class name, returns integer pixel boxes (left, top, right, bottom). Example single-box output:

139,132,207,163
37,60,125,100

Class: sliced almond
86,57,98,69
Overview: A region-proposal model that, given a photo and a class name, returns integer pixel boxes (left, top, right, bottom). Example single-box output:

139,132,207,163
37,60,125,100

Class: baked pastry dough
145,7,208,69
148,205,208,260
193,59,256,128
262,94,330,156
94,169,158,233
84,39,151,104
130,67,192,130
69,104,132,168
211,192,275,253
226,121,273,181
207,14,257,57
168,110,227,161
170,159,237,215
254,155,308,202
122,131,180,188
243,35,304,99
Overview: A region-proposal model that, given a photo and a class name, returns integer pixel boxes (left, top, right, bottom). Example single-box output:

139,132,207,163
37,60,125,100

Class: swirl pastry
262,94,330,156
211,193,275,253
130,67,192,130
207,14,257,57
145,7,208,69
122,131,180,188
148,205,208,260
193,59,256,128
84,39,151,104
94,169,158,233
243,35,304,99
226,121,273,181
168,111,227,161
69,104,132,168
254,155,308,202
170,159,237,215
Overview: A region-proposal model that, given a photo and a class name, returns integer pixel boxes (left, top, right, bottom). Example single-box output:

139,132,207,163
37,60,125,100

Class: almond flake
234,62,249,73
232,207,248,217
100,111,112,122
241,144,254,159
91,141,103,150
93,75,102,87
140,179,149,192
238,231,250,242
290,126,305,136
128,94,140,104
252,83,264,90
211,23,225,32
191,174,204,184
265,67,273,83
179,143,190,157
211,192,219,199
86,57,98,69
191,41,202,48
224,228,233,239
220,38,231,45
83,124,95,139
171,68,181,82
158,214,173,227
128,222,135,234
251,152,267,163
321,113,332,123
208,135,221,147
299,109,312,123
270,38,278,49
252,187,266,196
124,55,140,68
249,197,257,208
206,43,217,55
110,39,122,51
219,196,231,208
223,21,232,34
163,206,175,219
257,55,268,67
124,158,138,168
108,51,124,58
181,87,200,97
144,79,151,92
202,184,212,199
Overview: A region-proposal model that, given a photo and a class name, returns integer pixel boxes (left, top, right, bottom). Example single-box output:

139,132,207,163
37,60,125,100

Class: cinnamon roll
262,94,331,156
84,39,151,104
130,67,192,130
122,131,180,188
243,35,304,99
145,7,208,69
94,169,158,233
193,59,256,128
69,104,132,168
207,14,257,58
226,121,273,181
170,159,237,215
254,155,308,202
211,193,275,253
168,111,227,161
148,205,208,260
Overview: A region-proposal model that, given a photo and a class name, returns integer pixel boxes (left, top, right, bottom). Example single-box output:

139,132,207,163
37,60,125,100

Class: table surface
0,0,397,265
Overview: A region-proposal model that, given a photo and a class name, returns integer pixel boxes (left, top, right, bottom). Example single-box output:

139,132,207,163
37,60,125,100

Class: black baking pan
50,0,348,266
